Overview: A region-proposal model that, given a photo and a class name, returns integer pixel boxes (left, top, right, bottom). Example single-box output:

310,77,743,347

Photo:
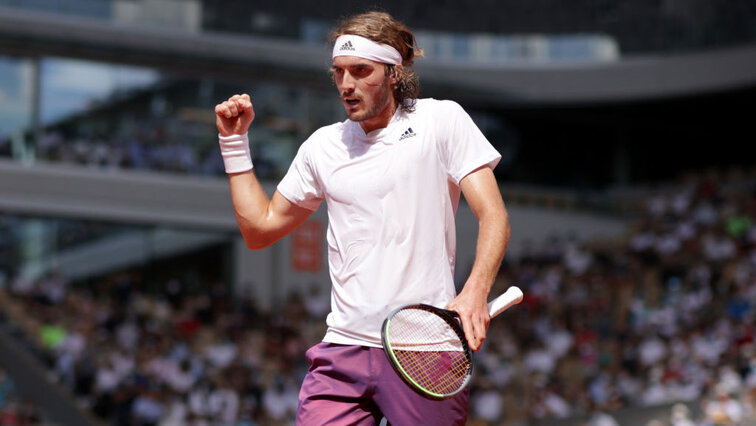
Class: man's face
332,56,396,132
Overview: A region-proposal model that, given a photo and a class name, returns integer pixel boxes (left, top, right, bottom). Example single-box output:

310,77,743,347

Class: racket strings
387,308,471,395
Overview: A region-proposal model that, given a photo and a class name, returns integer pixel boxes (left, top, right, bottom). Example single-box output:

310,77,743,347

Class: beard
344,78,393,123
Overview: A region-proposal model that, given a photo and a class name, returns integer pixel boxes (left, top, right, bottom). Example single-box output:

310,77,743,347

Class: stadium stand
0,167,754,425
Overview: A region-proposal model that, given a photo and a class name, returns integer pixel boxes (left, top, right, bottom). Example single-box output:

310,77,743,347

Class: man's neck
360,102,398,134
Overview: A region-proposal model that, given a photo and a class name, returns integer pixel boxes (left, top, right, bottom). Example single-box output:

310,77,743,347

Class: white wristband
218,133,253,174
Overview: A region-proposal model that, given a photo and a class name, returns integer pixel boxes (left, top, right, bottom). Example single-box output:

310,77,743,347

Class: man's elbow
483,206,511,241
238,224,277,250
481,203,509,227
244,239,271,250
500,207,511,235
242,233,276,250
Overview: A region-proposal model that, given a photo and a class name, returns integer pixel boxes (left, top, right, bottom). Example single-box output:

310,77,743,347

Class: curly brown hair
329,11,423,112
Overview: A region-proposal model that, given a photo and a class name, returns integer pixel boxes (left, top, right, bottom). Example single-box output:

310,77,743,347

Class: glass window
0,56,34,159
2,54,345,177
40,57,160,126
451,35,469,59
33,56,344,178
0,0,111,19
0,213,230,293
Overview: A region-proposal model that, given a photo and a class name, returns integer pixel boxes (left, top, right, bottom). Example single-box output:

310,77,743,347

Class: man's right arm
216,94,313,250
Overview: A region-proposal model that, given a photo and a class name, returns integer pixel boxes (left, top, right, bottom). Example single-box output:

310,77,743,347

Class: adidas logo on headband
332,35,402,65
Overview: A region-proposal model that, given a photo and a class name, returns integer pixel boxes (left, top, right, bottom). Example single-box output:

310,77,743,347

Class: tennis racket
380,286,523,400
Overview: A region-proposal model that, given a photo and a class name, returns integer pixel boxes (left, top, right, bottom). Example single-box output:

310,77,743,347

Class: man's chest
319,126,439,205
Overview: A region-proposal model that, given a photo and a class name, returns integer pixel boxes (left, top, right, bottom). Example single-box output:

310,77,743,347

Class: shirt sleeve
276,139,324,211
435,100,502,184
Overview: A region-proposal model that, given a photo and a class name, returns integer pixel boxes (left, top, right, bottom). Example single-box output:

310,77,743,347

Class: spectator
471,379,503,422
702,384,744,425
261,378,298,424
669,403,695,426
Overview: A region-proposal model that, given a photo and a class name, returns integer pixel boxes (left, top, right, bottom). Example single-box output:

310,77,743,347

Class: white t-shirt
277,98,501,347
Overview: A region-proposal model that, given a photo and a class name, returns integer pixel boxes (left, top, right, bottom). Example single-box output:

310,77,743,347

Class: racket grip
487,286,523,318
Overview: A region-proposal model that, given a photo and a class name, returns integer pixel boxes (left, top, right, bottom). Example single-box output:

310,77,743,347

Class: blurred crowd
0,126,280,180
0,271,320,426
468,168,756,425
0,168,755,426
32,127,227,177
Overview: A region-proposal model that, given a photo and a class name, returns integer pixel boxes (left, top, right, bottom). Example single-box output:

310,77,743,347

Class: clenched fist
215,94,255,137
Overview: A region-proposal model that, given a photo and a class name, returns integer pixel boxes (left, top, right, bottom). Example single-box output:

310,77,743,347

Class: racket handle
488,286,523,318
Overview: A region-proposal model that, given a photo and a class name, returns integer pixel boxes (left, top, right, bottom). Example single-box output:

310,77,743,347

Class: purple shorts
296,342,469,425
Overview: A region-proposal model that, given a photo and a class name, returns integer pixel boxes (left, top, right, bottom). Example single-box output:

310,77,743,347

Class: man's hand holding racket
446,286,491,352
381,286,524,400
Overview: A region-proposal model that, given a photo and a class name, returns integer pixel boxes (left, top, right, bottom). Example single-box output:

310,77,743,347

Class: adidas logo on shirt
399,127,417,141
339,41,355,51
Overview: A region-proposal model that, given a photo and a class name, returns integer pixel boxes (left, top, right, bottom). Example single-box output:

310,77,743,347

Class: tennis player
215,11,510,425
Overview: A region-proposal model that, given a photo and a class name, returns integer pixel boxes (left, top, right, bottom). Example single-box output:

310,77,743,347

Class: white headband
332,34,402,65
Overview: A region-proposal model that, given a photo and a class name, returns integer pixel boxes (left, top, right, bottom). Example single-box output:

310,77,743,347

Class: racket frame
380,303,473,400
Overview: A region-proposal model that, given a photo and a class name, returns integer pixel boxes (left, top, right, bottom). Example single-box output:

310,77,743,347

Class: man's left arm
447,165,511,352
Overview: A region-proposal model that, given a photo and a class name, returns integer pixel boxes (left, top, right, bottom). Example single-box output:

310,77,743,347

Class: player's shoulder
311,121,345,139
413,98,466,117
300,121,345,149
